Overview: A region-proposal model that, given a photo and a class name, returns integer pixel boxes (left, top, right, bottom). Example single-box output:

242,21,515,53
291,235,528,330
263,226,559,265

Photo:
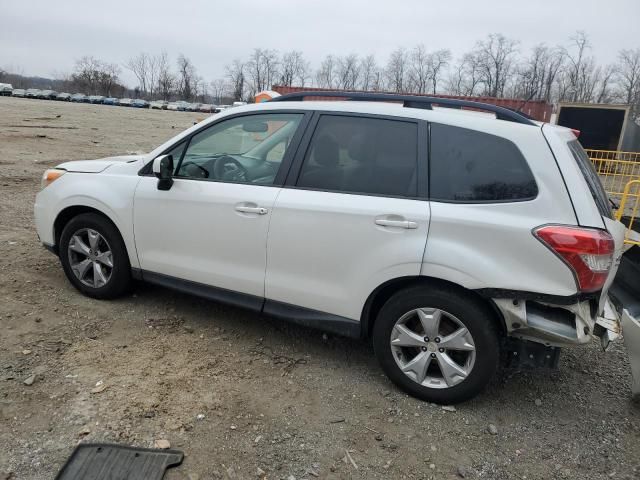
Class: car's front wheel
59,213,131,299
373,285,500,404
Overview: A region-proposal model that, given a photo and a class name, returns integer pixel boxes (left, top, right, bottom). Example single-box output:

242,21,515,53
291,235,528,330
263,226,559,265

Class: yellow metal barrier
586,149,640,204
615,180,640,246
586,149,640,246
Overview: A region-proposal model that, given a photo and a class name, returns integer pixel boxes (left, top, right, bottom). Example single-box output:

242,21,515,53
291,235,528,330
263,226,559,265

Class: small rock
442,405,456,412
230,425,237,430
23,375,36,386
487,424,498,435
91,383,108,394
256,467,266,477
254,435,262,443
78,427,91,437
287,475,296,480
429,463,436,469
375,434,383,441
196,414,205,420
457,465,467,478
329,417,345,424
154,439,171,449
535,398,542,406
22,350,32,355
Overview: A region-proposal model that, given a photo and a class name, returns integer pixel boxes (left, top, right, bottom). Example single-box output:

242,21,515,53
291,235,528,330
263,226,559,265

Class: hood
56,155,145,173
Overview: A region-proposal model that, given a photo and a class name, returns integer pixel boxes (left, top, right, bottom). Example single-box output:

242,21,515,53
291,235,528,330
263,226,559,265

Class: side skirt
137,269,361,339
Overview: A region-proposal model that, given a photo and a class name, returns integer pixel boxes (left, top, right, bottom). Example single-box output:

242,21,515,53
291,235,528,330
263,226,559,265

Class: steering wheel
213,156,248,182
179,161,209,178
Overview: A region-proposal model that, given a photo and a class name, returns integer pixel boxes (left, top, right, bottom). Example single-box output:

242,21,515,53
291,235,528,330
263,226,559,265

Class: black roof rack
270,91,536,126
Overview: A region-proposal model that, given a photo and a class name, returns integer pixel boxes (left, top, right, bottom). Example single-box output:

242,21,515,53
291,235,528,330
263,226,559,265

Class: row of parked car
1,84,238,113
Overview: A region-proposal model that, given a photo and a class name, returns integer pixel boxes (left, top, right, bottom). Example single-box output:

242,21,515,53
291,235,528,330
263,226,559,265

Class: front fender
35,171,141,268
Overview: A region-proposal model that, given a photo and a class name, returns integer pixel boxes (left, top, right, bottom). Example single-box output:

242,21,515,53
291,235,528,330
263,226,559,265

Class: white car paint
34,99,627,350
265,190,430,320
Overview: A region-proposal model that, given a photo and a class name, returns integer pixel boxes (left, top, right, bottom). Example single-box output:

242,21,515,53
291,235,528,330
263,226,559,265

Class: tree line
2,31,639,109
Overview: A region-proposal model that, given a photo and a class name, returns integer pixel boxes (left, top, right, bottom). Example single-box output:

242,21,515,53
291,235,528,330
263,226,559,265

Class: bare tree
316,55,337,88
446,53,482,96
408,45,430,94
385,47,409,93
280,50,310,87
246,48,280,96
72,56,120,95
125,53,150,97
156,51,174,100
359,55,379,90
210,78,227,104
557,31,605,103
615,48,640,105
336,54,360,90
428,49,452,94
511,44,565,102
474,33,518,97
226,59,245,101
176,54,196,100
595,65,616,103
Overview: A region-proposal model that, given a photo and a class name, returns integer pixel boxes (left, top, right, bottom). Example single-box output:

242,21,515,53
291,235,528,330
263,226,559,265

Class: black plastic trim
476,287,598,305
43,242,58,255
271,91,537,126
137,270,362,338
141,270,264,312
263,299,361,338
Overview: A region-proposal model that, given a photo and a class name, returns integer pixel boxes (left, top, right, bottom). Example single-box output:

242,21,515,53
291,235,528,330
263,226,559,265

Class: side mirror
153,154,173,191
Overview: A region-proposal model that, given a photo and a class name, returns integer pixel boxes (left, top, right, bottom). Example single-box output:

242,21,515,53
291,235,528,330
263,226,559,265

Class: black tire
373,284,500,404
59,213,131,299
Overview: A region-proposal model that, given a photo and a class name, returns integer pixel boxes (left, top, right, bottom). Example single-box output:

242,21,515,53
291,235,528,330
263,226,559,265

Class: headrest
312,134,339,167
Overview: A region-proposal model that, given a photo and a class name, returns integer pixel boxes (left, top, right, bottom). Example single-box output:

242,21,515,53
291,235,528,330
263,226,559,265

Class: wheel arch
360,276,507,339
53,205,122,254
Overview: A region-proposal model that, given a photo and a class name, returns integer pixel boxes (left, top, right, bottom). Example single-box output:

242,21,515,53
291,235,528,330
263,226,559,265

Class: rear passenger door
264,113,430,322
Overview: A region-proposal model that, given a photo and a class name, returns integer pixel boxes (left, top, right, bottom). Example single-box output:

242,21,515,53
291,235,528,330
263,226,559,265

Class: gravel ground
0,96,639,480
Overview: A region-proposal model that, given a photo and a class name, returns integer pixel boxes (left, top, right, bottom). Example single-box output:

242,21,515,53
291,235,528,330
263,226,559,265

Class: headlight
41,169,66,189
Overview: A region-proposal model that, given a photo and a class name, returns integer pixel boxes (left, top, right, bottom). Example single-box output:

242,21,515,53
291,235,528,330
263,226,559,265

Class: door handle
235,205,268,215
375,218,418,229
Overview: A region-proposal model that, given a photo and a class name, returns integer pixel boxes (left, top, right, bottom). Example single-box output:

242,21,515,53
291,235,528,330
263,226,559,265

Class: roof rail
270,91,536,126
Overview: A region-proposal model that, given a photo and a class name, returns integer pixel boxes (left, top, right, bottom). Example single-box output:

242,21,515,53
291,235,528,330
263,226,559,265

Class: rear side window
430,124,537,202
567,140,613,219
296,115,418,197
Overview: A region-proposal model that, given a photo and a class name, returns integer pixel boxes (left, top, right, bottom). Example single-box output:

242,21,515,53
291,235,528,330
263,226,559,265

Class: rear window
567,140,613,219
430,124,537,202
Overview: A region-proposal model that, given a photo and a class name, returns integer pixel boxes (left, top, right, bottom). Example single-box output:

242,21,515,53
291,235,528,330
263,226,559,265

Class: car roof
228,100,539,133
147,98,543,162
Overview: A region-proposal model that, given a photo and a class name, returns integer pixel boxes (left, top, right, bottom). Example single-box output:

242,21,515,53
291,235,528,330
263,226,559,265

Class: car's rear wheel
373,285,500,404
59,213,131,299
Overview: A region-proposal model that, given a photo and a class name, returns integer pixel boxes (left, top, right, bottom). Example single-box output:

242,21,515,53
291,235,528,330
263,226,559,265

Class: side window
297,115,418,197
175,113,303,185
165,141,187,175
430,124,537,202
567,140,612,219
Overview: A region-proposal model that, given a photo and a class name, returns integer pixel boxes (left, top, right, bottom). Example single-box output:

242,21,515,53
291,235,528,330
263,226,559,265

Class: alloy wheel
390,308,476,389
67,228,114,288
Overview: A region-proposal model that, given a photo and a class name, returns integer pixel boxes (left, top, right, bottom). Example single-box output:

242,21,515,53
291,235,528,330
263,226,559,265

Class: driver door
133,112,306,302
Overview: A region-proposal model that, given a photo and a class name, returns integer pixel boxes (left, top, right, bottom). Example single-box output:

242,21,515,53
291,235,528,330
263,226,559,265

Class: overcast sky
1,0,638,87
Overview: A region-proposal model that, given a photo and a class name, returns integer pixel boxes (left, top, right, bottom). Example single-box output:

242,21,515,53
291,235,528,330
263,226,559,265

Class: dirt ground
0,96,639,480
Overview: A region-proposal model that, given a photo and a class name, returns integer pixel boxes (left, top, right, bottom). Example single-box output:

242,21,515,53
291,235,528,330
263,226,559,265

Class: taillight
570,128,581,138
533,225,614,293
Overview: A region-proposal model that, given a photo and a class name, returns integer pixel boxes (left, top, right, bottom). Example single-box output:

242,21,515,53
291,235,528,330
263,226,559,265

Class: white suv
34,92,626,403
